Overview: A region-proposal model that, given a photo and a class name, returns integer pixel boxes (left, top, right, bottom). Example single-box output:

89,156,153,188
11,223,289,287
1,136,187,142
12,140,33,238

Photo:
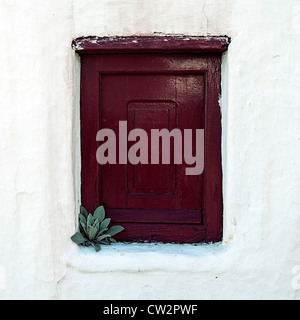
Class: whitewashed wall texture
0,0,299,299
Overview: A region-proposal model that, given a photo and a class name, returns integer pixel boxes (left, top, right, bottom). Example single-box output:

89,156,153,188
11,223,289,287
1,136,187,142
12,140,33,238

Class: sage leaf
80,221,87,234
91,243,101,252
100,218,111,231
71,232,87,244
96,234,111,241
87,225,98,240
93,205,105,222
87,213,94,227
79,214,87,225
107,225,124,237
95,227,108,239
80,205,89,219
92,218,100,228
92,220,100,235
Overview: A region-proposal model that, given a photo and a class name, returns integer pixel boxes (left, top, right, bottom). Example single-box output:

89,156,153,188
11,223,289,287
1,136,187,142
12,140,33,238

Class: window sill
65,242,227,273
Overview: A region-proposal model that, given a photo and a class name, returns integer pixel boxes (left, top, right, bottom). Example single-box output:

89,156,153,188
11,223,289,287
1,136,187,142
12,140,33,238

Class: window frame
73,36,230,243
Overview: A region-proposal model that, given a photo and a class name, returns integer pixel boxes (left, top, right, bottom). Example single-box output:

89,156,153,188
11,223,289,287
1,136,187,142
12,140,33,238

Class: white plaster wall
0,0,299,300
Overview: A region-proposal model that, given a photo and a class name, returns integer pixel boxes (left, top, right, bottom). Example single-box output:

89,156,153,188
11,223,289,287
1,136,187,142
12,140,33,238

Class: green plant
71,205,124,252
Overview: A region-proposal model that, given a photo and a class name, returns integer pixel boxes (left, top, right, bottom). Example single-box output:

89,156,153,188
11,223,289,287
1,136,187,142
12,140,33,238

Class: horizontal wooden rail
72,35,230,54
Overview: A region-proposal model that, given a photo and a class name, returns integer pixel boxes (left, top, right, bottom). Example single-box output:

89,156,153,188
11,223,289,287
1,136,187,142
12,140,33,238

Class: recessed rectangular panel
128,101,176,195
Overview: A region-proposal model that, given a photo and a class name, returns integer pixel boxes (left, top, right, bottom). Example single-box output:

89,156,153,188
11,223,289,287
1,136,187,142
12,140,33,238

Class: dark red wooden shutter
76,36,229,243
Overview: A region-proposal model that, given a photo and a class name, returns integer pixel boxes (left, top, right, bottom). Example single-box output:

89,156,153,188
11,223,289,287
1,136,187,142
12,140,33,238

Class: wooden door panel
100,73,204,215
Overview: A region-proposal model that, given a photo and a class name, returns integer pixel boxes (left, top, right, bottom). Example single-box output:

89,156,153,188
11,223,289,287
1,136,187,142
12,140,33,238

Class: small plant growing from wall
71,205,124,252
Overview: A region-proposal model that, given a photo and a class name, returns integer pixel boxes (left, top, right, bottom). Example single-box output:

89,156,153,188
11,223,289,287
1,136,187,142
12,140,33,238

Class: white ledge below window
64,242,228,273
